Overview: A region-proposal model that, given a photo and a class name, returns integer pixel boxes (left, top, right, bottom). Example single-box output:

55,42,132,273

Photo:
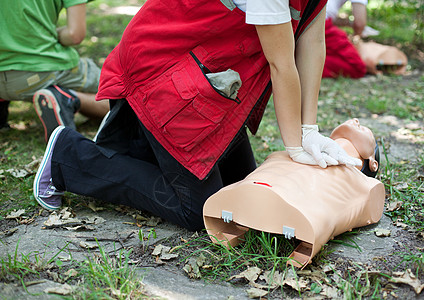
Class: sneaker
33,126,65,210
0,100,10,130
33,85,81,142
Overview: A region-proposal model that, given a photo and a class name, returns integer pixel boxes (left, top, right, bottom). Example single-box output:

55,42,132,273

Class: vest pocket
143,50,238,152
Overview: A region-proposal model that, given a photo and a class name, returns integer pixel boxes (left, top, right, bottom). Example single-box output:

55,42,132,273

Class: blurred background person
0,1,109,140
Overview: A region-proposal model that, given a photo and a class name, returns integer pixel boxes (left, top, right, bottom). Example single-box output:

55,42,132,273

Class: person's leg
0,100,10,129
75,92,109,119
48,125,223,231
54,57,109,119
33,85,81,141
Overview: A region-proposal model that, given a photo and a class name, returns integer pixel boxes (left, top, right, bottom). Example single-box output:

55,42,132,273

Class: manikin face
330,118,375,159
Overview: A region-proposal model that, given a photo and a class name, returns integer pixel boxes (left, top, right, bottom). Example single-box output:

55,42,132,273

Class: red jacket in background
323,18,367,78
97,0,327,179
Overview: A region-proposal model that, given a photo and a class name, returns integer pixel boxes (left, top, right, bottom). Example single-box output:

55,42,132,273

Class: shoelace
40,179,64,198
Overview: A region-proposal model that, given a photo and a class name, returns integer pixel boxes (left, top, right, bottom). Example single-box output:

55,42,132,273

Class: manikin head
330,118,380,177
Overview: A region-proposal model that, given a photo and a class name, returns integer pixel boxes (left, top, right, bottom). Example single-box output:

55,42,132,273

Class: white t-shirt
326,0,368,20
232,0,292,25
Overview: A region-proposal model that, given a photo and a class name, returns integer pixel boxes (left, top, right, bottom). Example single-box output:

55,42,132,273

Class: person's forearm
57,3,87,46
256,23,303,147
295,10,326,125
272,63,303,147
333,16,351,28
352,3,367,36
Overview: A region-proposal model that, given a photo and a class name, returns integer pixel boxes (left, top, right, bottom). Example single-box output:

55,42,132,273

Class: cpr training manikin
203,119,385,268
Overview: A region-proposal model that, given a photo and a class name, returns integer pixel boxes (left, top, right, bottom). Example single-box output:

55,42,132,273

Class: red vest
97,0,326,180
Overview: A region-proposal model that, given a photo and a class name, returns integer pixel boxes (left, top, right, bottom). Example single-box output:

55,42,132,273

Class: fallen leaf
322,264,335,273
24,157,42,172
229,266,262,283
45,283,73,295
88,200,105,212
64,269,78,277
47,270,60,282
43,211,82,227
152,244,165,256
151,244,178,260
283,271,308,292
195,253,206,266
59,207,73,219
298,269,329,284
6,209,25,219
246,287,268,299
394,182,408,191
320,285,339,298
160,252,179,260
283,277,308,291
375,228,391,237
111,289,122,297
64,225,95,231
395,220,408,228
145,216,161,226
79,241,98,249
123,221,136,226
1,227,18,237
389,269,424,294
6,168,29,178
84,216,106,225
386,201,403,212
58,255,72,262
183,257,201,279
259,270,284,288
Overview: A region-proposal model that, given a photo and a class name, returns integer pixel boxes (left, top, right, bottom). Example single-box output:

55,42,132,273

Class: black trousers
51,100,256,231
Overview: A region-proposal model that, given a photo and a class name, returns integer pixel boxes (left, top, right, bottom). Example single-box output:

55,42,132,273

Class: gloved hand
302,124,362,168
286,146,334,167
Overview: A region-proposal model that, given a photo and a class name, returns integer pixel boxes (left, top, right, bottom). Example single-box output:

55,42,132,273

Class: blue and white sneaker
33,126,65,210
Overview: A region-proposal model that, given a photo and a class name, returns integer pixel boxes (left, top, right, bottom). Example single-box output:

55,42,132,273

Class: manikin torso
203,119,385,268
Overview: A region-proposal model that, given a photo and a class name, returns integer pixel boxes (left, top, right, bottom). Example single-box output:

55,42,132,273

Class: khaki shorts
0,58,100,101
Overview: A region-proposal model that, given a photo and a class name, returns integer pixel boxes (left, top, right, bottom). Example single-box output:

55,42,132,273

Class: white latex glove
286,146,333,167
302,124,362,168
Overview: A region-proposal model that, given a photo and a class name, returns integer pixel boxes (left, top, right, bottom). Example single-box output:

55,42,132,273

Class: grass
396,247,424,276
70,245,149,300
0,240,151,299
381,140,424,231
0,239,70,293
0,241,40,290
185,230,296,280
1,0,424,298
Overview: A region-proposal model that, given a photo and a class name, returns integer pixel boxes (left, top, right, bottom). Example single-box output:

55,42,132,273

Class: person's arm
351,2,367,36
295,8,326,125
255,6,360,168
56,3,87,46
255,23,302,148
256,22,327,167
296,7,361,167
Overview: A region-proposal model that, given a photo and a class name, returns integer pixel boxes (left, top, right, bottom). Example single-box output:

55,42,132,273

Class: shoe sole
33,126,65,211
33,90,65,142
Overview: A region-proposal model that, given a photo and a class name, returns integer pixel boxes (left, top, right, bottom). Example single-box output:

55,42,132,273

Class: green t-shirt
0,0,87,72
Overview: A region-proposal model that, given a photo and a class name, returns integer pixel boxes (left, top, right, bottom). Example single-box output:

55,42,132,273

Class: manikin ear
368,157,379,172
